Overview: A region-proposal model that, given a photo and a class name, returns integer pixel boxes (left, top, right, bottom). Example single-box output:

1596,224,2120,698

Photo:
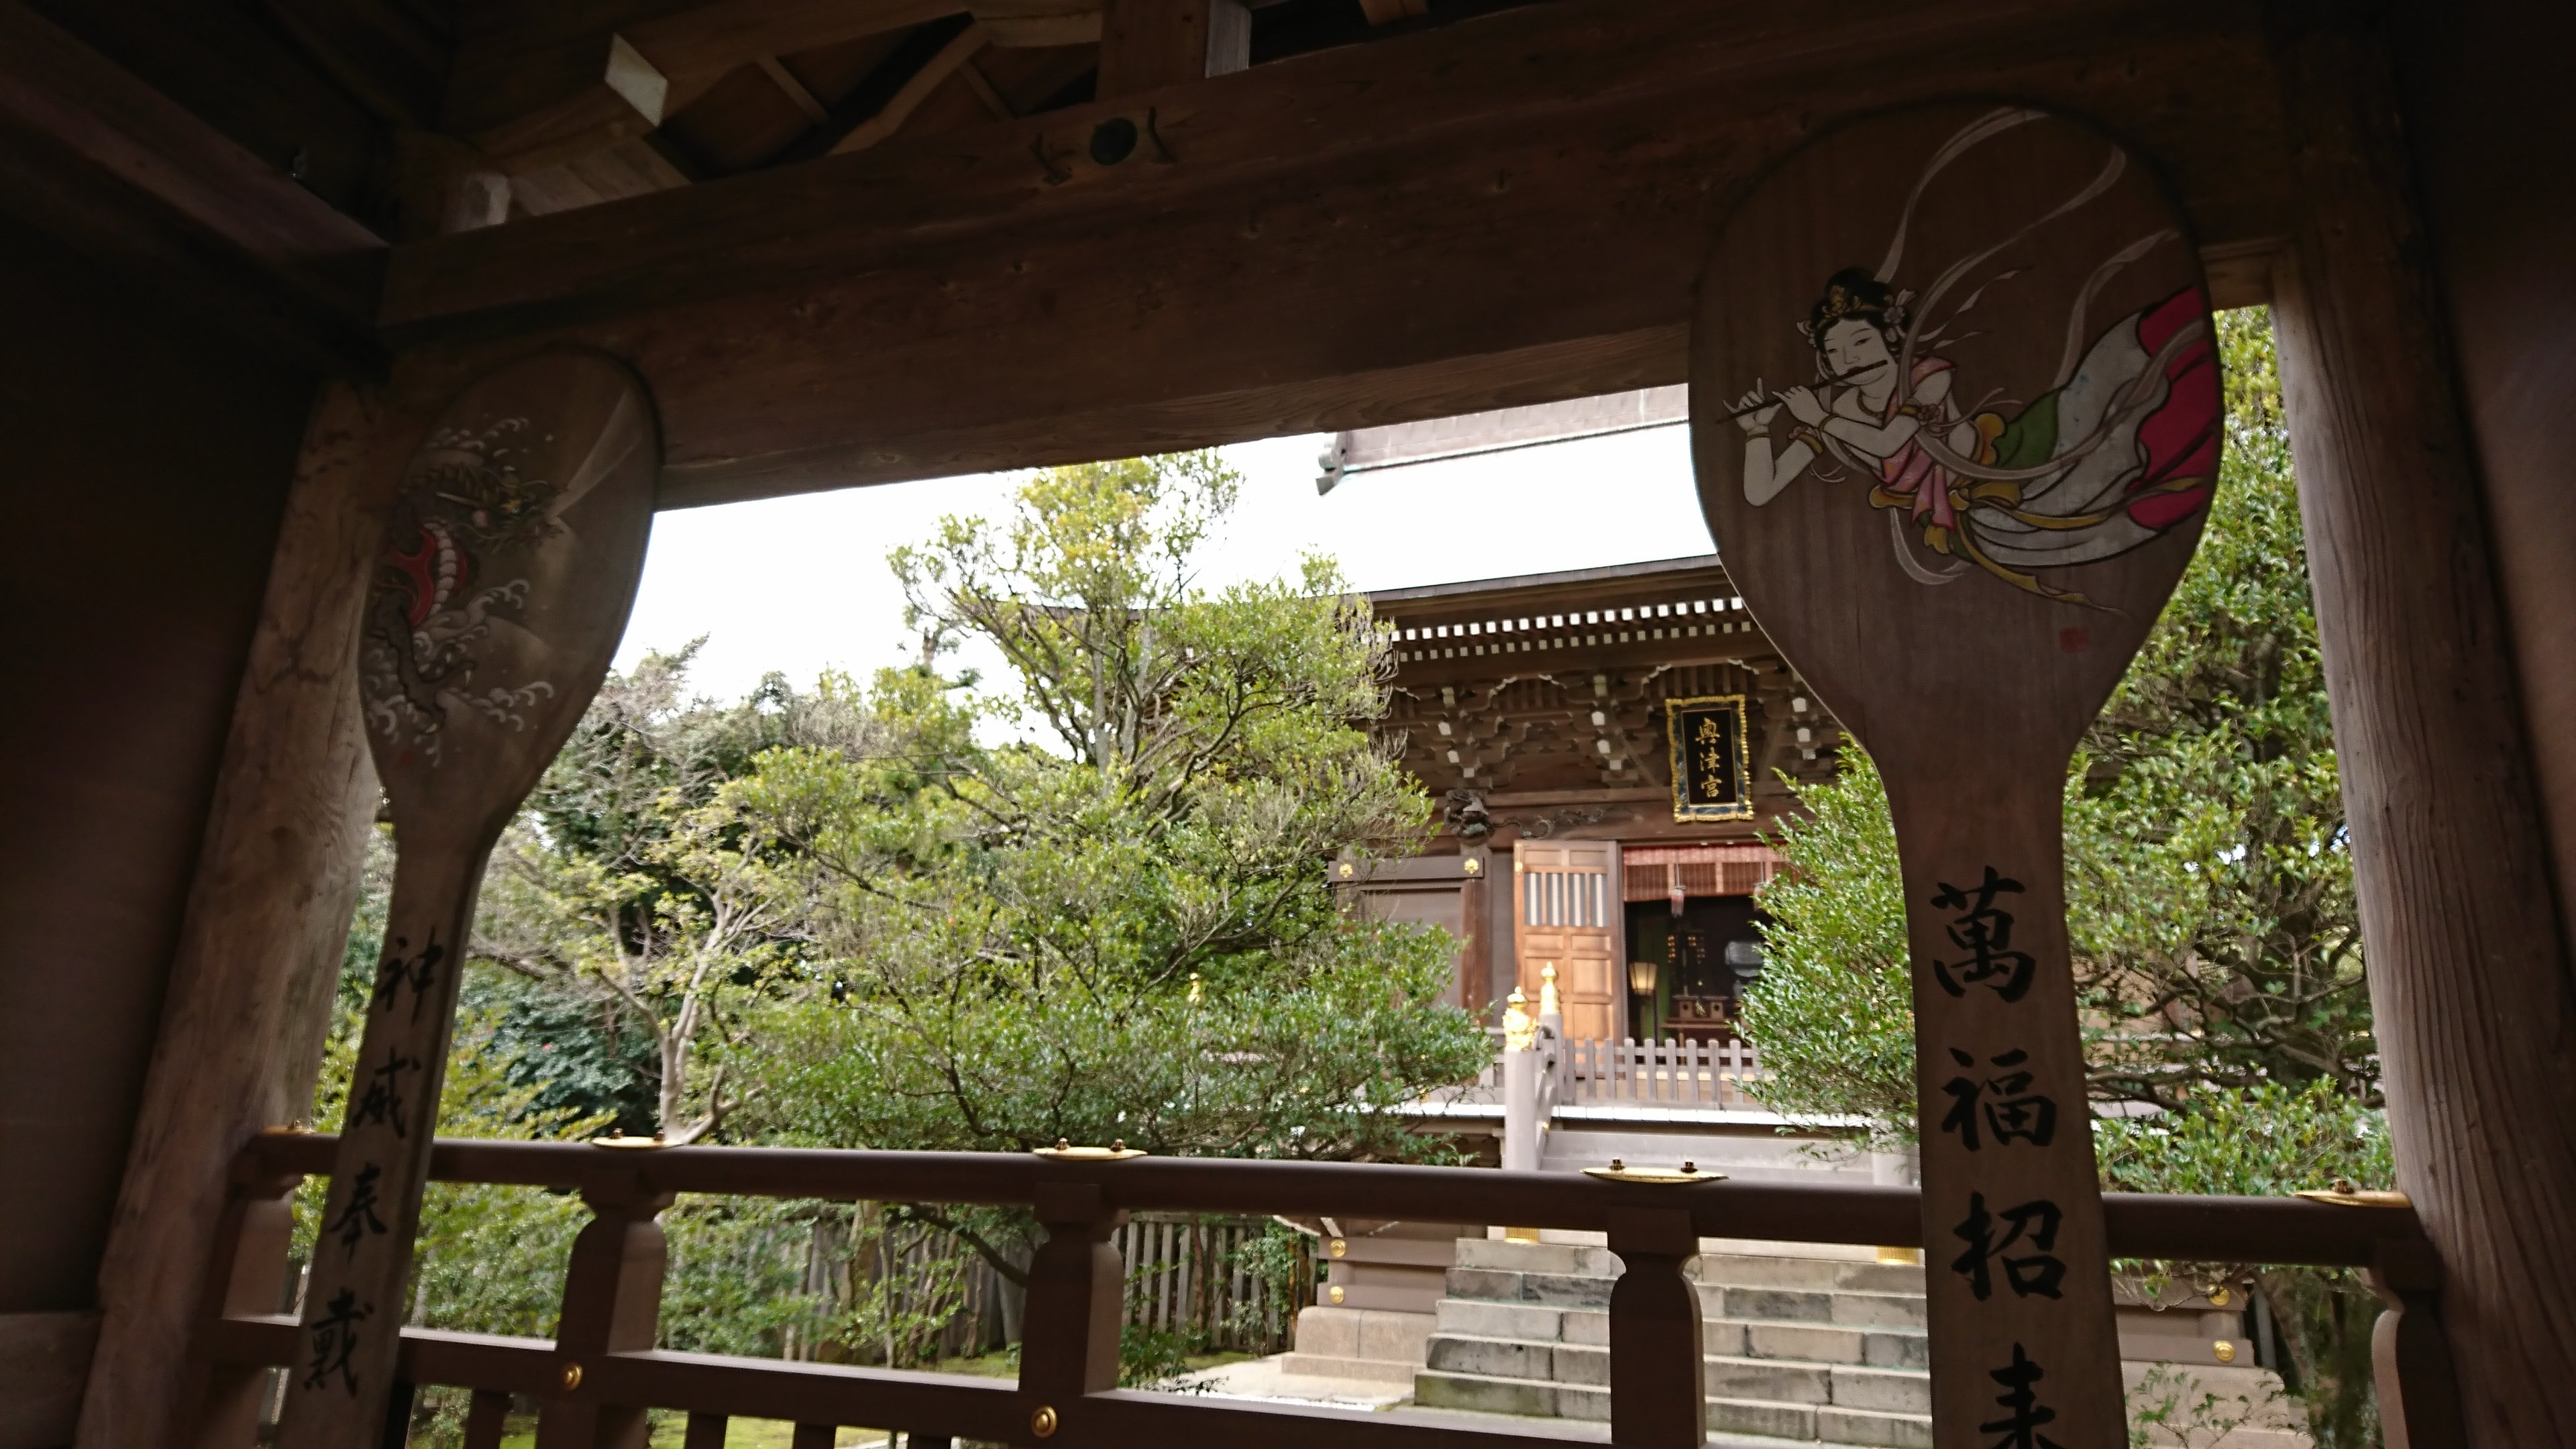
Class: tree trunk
2267,10,2576,1444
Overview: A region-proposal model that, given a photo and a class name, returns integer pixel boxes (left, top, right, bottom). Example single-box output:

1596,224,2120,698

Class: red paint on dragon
386,519,469,627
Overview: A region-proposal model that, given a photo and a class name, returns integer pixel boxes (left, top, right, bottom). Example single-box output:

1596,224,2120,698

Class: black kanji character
370,932,444,1022
327,1162,388,1258
1938,1047,2059,1150
1979,1343,2065,1449
352,1052,419,1138
1931,865,2037,1002
1951,1191,2066,1301
304,1287,371,1395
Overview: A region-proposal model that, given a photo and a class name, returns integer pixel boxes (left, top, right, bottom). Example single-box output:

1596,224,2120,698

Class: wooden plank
2266,9,2576,1444
382,0,2294,508
0,2,385,372
0,1312,99,1449
276,355,659,1449
1691,102,2220,1444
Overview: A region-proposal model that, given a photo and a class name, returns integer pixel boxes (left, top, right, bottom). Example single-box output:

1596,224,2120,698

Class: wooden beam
957,56,1017,119
827,25,990,155
443,0,963,169
384,0,2297,506
2268,10,2576,1444
1097,0,1246,96
756,54,833,124
1357,0,1430,25
0,2,385,372
262,0,453,127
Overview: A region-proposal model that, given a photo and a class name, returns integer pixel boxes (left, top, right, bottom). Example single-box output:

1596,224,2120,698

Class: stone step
1425,1334,1931,1414
1415,1369,1932,1449
1449,1238,1927,1297
1416,1368,1609,1422
1434,1297,1929,1371
1442,1268,1928,1331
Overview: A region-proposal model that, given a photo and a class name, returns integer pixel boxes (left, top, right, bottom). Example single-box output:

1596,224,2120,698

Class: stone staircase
1415,1238,1932,1448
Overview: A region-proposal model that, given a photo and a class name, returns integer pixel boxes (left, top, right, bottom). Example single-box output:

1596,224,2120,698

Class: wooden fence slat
682,1411,728,1449
462,1389,509,1449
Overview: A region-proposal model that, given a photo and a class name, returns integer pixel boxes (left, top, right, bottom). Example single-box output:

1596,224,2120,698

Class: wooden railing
187,1132,2467,1449
1554,1036,1766,1110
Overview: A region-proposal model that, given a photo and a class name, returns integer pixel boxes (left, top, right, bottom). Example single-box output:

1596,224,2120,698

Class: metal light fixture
1627,958,1658,995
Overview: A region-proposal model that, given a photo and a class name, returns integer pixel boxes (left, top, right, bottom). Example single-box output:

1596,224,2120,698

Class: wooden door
1513,841,1619,1040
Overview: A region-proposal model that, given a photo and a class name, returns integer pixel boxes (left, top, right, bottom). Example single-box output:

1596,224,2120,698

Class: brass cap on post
1030,1404,1059,1438
558,1362,583,1391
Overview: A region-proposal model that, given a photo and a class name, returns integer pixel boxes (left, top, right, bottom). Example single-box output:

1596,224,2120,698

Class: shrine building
1353,554,1841,1044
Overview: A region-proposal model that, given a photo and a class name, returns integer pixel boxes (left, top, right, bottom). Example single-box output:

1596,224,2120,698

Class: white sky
614,423,1712,703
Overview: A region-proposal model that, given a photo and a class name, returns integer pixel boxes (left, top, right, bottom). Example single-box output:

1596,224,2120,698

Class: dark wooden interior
0,0,2569,1445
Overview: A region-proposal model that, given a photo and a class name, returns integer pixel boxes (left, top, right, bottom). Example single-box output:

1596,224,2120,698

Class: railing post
2366,1235,2468,1449
180,1157,305,1449
536,1176,675,1449
1605,1205,1704,1449
1020,1181,1128,1418
1501,1043,1540,1173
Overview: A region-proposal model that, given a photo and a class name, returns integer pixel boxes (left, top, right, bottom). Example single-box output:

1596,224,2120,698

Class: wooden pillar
1019,1181,1127,1413
1095,0,1248,97
2267,11,2576,1444
76,380,431,1449
1604,1206,1703,1449
536,1180,675,1449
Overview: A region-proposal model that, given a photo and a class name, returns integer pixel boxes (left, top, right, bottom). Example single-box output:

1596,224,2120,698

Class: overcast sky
612,423,1713,704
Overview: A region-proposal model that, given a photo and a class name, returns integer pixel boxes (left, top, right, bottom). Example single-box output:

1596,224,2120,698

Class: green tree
2096,1080,2393,1448
469,647,872,1139
728,454,1489,1230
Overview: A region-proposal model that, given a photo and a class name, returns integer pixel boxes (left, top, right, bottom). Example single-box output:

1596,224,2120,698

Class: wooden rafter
826,24,990,155
1357,0,1430,24
444,0,963,170
956,57,1018,119
0,2,385,370
755,54,833,124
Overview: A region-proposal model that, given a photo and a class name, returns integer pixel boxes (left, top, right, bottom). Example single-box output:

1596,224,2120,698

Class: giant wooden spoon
1692,106,2221,1446
278,351,658,1448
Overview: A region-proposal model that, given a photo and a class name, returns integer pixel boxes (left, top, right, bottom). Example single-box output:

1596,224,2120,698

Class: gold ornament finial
1539,963,1560,1019
1502,988,1536,1051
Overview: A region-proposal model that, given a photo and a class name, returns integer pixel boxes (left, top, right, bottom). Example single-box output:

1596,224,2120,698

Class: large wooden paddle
1691,106,2220,1446
278,352,657,1448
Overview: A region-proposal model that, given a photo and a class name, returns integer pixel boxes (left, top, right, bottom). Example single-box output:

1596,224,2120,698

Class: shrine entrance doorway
1511,841,1621,1038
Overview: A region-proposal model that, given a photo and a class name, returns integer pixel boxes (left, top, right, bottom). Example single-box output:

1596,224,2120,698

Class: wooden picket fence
1555,1036,1768,1110
1114,1214,1310,1353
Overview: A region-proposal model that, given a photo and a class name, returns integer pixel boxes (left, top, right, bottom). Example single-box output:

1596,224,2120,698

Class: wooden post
1019,1180,1127,1417
175,1161,305,1449
79,380,432,1449
2366,1236,2467,1449
1096,0,1248,97
1604,1206,1704,1449
536,1179,676,1449
2266,12,2576,1444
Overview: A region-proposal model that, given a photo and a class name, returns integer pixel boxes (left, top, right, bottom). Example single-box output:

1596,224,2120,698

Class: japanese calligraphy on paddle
1691,105,2218,1446
276,352,657,1449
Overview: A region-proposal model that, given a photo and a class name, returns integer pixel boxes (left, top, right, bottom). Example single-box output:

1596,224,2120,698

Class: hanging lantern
1627,957,1659,996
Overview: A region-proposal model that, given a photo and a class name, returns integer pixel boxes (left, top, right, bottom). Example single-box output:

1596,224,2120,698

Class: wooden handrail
195,1133,2464,1449
239,1130,2418,1266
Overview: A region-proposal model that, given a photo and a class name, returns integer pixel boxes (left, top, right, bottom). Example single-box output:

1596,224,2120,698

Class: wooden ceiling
15,0,1540,239
1,0,2302,510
